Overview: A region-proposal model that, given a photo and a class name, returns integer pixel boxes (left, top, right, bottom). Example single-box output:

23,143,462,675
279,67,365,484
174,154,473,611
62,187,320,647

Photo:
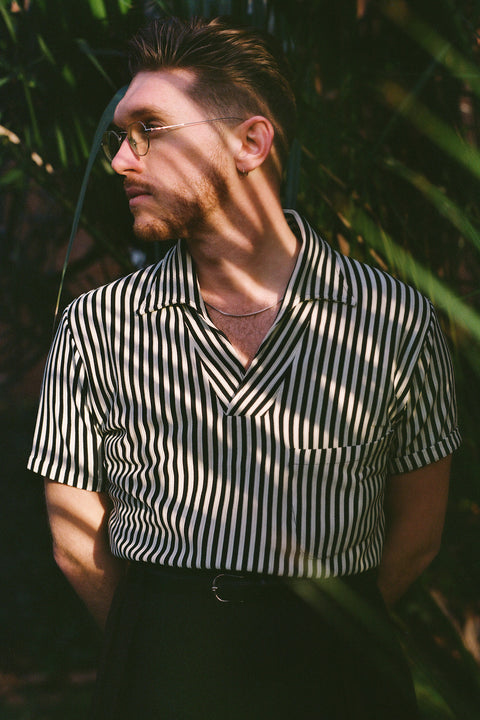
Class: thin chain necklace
204,297,284,318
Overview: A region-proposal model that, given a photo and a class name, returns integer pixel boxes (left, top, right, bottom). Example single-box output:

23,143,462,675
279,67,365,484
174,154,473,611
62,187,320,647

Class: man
28,16,460,720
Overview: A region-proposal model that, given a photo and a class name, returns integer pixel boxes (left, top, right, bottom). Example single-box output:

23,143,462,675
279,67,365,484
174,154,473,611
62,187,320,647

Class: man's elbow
51,538,85,584
415,536,442,577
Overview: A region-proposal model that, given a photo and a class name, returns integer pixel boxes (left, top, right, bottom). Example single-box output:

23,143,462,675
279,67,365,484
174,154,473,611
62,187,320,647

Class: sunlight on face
112,70,237,242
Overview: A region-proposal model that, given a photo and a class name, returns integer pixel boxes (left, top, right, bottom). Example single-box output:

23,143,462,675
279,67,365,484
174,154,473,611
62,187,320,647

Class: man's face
111,69,235,242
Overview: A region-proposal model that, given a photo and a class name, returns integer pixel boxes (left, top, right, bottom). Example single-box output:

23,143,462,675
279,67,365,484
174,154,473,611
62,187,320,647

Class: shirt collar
136,239,201,315
137,210,355,315
282,209,355,309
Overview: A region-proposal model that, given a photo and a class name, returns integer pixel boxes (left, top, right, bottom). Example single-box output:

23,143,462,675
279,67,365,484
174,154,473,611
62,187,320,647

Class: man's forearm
53,538,126,629
377,537,438,608
45,480,126,629
377,457,451,608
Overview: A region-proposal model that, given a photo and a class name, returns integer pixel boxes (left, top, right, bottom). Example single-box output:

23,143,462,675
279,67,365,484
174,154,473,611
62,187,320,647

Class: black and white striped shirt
28,211,461,577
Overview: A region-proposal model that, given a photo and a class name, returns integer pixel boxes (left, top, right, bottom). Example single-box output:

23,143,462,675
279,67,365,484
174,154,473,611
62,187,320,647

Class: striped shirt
28,211,461,578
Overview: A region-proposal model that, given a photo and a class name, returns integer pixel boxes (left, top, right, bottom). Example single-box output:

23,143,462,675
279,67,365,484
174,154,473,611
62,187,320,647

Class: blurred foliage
1,0,480,717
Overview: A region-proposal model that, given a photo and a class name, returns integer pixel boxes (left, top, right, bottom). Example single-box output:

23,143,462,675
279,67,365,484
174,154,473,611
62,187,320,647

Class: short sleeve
388,304,461,475
27,311,105,491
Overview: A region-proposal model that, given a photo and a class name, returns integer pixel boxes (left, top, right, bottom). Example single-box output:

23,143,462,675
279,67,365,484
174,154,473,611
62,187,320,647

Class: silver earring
238,168,249,177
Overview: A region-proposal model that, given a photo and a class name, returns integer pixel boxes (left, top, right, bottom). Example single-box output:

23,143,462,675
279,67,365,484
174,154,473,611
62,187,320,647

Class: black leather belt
211,572,283,603
130,562,378,605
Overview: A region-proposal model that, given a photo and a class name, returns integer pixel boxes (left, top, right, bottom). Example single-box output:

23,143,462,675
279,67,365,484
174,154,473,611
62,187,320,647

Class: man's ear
234,116,275,175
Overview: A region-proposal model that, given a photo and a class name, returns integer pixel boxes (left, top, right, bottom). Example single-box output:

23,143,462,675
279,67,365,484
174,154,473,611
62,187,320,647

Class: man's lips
124,183,154,201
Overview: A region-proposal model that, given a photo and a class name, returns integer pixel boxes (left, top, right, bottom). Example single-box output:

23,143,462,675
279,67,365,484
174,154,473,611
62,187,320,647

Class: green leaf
0,167,23,187
37,34,55,65
344,201,480,344
0,1,16,44
62,64,75,87
383,157,480,254
23,80,41,148
87,0,107,20
117,0,132,14
380,1,480,100
54,85,128,327
55,124,67,167
379,81,480,183
72,114,90,159
76,38,115,89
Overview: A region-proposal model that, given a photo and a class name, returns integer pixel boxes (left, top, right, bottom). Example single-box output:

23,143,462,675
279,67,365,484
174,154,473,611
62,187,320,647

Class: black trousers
92,564,418,720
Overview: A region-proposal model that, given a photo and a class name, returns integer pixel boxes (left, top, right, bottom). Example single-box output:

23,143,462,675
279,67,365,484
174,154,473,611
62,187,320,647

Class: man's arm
45,480,126,630
377,455,451,608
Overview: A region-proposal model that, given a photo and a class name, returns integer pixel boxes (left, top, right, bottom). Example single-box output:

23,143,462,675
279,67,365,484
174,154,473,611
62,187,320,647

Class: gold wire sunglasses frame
101,117,243,161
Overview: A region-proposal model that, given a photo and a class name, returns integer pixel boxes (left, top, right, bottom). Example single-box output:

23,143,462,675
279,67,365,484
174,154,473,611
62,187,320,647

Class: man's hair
127,16,297,180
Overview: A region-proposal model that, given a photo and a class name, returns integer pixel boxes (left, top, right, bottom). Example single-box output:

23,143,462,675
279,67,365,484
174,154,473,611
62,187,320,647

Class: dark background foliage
1,0,479,717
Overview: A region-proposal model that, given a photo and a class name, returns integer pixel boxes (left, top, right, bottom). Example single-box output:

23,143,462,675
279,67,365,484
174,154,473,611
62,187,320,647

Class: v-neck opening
183,300,316,417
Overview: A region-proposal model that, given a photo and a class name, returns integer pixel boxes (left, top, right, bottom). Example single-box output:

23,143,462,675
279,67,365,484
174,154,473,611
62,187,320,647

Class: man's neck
187,201,300,315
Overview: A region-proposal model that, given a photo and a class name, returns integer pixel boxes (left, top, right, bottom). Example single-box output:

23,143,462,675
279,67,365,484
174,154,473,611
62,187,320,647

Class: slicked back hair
127,16,297,182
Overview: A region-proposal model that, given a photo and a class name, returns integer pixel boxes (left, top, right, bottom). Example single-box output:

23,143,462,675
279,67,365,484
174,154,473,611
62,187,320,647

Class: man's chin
133,218,176,243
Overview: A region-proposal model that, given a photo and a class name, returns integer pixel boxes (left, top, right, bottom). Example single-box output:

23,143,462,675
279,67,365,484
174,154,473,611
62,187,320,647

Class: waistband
129,562,379,605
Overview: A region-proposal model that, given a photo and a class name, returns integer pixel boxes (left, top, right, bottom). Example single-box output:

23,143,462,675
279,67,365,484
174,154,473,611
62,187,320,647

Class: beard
130,161,230,244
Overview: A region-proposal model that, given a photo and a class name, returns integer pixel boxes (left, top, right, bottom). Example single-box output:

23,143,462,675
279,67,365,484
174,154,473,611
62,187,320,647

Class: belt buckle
211,573,245,603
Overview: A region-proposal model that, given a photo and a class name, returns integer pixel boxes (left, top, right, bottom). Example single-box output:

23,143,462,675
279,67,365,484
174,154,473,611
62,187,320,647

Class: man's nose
111,138,142,175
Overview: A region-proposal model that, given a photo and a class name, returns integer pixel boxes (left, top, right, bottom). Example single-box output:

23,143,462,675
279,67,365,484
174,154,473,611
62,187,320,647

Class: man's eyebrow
113,106,173,128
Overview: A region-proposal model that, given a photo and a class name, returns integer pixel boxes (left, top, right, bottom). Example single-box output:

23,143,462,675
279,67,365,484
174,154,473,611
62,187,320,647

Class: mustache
124,181,156,198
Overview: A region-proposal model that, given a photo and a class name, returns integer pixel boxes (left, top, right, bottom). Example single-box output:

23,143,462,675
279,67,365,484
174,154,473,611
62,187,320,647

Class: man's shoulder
290,212,432,321
331,244,432,317
64,255,167,321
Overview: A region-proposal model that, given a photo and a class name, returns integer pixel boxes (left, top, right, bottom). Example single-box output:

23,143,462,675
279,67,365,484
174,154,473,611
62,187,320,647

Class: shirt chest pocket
291,432,394,479
288,433,394,561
